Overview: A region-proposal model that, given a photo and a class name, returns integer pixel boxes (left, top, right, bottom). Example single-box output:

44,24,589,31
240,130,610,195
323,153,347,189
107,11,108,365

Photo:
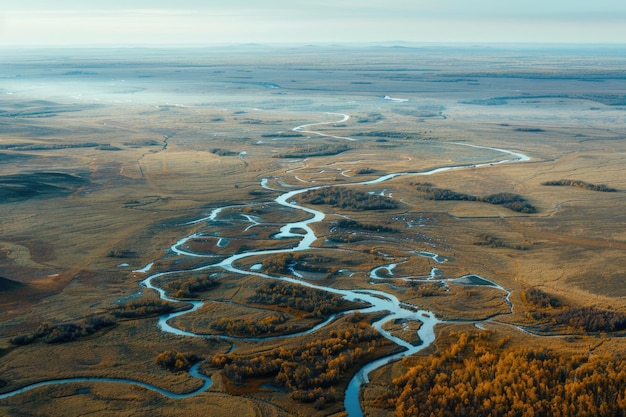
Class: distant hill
0,152,35,163
0,172,88,203
0,276,26,291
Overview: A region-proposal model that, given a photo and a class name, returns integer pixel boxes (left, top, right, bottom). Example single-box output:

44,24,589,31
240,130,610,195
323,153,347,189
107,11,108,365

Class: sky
1,0,625,46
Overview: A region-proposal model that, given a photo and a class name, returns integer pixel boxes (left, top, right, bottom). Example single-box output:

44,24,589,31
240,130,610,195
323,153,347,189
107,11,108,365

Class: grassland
1,45,625,416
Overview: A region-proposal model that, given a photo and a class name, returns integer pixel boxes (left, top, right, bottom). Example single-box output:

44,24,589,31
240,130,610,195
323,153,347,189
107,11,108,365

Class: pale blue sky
1,0,625,46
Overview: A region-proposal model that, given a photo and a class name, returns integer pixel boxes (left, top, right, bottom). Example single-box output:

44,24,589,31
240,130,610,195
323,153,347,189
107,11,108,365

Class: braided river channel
0,114,530,416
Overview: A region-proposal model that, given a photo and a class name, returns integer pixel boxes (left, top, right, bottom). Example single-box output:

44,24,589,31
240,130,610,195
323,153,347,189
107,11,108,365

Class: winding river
0,362,212,401
0,113,529,416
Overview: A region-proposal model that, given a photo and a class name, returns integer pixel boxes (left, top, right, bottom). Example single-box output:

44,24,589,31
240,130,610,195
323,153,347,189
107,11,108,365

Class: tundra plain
0,45,625,416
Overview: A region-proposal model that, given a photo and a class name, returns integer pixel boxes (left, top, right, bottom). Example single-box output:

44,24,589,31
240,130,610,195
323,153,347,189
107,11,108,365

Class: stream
0,113,529,416
0,362,212,401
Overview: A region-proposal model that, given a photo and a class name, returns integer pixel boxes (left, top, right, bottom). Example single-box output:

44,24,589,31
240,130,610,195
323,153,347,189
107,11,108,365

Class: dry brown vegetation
210,315,393,409
371,330,626,417
1,46,625,416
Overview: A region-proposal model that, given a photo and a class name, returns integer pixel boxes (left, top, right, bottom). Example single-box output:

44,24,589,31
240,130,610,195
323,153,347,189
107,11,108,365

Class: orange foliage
375,331,626,417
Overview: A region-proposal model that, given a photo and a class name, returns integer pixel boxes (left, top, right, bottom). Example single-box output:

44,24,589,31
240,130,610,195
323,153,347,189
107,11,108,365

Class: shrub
155,350,200,372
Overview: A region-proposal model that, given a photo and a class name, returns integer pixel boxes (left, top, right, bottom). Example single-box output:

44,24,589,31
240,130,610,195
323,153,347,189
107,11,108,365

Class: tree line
10,315,115,345
523,288,626,333
211,313,293,337
112,299,181,319
9,298,187,346
163,275,220,298
273,143,350,158
261,253,338,279
474,233,528,250
414,182,537,213
328,218,401,243
248,281,359,318
331,219,400,234
542,179,617,192
300,188,399,210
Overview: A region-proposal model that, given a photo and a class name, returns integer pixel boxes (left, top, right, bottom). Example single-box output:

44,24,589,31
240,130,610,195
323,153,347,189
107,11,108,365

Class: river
0,113,529,416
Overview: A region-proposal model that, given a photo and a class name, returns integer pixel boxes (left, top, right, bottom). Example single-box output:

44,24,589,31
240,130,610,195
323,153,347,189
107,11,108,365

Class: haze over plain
2,0,626,46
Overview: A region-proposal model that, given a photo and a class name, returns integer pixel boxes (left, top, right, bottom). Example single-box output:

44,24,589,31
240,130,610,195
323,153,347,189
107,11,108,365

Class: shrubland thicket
211,317,391,408
522,288,626,333
413,183,537,213
300,188,400,210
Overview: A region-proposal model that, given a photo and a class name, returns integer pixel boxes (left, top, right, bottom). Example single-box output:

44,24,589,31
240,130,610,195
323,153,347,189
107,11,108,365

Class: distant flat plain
0,45,625,416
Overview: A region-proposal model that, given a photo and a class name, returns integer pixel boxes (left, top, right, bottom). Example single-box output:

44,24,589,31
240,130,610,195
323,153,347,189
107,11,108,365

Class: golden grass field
1,45,625,416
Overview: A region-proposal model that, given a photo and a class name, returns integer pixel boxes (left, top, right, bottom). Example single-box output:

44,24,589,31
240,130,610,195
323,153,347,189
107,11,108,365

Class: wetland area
1,45,625,416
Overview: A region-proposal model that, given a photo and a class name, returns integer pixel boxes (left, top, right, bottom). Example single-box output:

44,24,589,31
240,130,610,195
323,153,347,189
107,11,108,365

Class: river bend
1,113,529,416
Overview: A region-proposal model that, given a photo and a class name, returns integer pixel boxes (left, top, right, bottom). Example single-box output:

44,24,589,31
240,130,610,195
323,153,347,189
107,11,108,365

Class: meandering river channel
0,113,530,416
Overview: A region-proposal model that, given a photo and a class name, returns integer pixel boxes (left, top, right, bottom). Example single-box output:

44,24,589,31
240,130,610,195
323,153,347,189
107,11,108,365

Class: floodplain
0,45,625,416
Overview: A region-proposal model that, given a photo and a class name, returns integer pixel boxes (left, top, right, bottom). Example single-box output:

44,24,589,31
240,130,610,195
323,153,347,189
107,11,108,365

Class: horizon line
2,40,626,50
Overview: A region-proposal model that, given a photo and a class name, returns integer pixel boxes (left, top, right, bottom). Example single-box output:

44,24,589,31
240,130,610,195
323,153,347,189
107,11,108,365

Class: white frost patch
383,95,409,102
